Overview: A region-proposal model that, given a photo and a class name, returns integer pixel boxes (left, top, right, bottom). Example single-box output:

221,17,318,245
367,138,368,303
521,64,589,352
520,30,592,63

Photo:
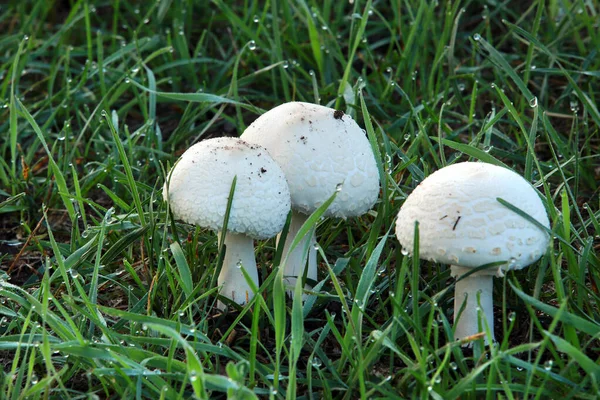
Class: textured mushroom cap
395,162,550,272
164,137,291,239
241,102,379,218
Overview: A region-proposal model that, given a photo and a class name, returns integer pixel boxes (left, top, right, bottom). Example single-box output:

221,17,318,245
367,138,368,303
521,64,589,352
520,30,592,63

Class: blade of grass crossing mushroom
211,176,237,297
274,191,337,390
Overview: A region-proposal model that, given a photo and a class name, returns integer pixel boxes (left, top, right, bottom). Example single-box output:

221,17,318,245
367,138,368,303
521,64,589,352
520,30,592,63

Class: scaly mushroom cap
164,137,291,239
395,162,550,272
241,102,380,218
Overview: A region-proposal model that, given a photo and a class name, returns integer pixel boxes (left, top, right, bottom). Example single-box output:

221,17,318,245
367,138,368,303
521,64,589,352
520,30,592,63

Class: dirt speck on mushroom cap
395,162,550,270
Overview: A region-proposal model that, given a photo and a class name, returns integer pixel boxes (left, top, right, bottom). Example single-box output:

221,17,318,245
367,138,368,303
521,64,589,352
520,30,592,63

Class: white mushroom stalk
217,232,260,306
242,102,380,294
395,162,550,344
277,210,317,289
451,266,495,341
164,137,291,309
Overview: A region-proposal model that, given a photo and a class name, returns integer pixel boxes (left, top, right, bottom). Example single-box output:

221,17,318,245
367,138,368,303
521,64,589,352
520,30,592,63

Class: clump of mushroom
241,102,380,293
395,162,550,343
164,137,291,308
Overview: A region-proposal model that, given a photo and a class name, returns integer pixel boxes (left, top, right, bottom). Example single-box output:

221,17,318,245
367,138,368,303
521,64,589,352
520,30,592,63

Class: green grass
1,0,599,398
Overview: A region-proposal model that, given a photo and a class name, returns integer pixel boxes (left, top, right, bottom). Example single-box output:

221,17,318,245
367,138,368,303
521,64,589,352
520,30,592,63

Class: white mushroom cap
241,102,380,218
395,162,550,273
164,137,291,239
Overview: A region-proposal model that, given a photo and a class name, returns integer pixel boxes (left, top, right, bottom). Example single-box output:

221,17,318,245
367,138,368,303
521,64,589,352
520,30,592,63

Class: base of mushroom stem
283,277,313,300
451,265,495,346
216,288,254,311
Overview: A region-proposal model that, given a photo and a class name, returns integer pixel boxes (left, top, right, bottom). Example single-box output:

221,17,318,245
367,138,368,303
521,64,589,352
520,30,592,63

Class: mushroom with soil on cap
241,102,380,293
164,137,291,308
395,162,550,344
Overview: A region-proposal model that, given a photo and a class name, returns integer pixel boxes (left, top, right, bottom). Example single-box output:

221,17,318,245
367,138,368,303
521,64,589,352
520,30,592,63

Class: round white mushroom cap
164,137,291,239
395,162,550,273
241,102,380,218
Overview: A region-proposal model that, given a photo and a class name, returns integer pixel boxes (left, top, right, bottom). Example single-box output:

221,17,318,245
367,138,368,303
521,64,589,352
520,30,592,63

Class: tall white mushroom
164,137,291,308
241,102,380,292
395,162,550,343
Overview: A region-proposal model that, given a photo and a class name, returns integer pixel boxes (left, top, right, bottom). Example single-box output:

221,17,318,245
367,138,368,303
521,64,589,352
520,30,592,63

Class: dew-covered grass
0,0,599,399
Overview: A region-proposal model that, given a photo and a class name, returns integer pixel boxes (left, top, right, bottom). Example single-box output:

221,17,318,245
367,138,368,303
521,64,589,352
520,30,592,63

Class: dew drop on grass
313,243,320,251
336,183,343,192
57,132,66,141
450,362,457,370
543,360,553,370
569,100,579,113
31,375,39,384
236,260,243,269
508,311,516,322
483,145,493,153
248,40,257,51
282,60,289,69
401,248,409,256
253,15,259,23
473,33,481,41
311,357,322,368
529,96,538,108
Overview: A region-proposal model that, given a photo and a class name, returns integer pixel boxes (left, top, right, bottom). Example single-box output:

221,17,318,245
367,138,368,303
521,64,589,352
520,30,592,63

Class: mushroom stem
451,266,495,344
217,231,259,309
277,210,317,293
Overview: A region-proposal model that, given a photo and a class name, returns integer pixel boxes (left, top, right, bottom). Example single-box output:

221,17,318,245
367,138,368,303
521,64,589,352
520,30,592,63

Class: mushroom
164,137,291,308
395,162,550,343
241,102,380,292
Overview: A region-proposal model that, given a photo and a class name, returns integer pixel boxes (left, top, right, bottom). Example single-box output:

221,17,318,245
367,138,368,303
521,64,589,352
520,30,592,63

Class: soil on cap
333,110,344,119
